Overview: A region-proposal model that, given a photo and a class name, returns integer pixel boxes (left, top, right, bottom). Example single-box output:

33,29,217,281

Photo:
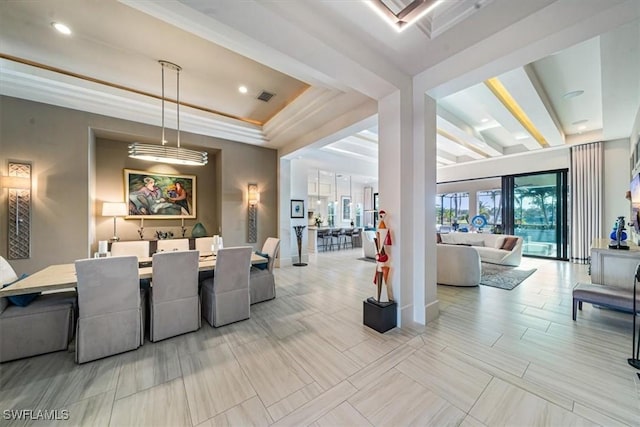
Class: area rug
358,257,376,263
480,263,537,290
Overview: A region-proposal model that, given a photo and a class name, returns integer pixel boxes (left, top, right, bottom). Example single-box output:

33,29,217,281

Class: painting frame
124,169,196,219
290,199,305,218
341,196,351,222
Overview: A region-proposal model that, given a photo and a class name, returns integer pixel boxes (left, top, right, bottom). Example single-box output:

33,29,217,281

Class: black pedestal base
628,358,640,369
293,263,308,267
363,298,397,333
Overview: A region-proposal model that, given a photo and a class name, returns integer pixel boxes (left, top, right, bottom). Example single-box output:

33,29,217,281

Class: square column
378,87,438,327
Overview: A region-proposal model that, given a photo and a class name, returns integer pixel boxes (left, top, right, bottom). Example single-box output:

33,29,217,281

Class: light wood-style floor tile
271,381,357,427
347,344,416,390
469,377,598,427
309,401,372,427
266,382,324,422
180,344,256,425
348,368,466,426
2,251,638,426
395,347,492,412
232,337,312,407
198,396,272,427
278,332,361,390
109,378,191,426
115,340,181,399
26,390,115,427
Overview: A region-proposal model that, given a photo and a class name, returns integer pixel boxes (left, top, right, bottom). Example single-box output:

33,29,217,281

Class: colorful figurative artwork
125,169,196,219
373,209,394,303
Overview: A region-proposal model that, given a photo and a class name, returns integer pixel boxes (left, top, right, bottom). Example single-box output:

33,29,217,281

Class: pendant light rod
129,60,207,166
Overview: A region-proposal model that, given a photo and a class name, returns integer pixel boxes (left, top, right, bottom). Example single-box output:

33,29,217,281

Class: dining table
0,252,268,297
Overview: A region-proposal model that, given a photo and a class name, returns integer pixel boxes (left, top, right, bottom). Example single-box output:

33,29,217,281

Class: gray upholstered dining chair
250,237,280,304
111,240,150,259
201,246,252,327
156,238,189,252
75,256,144,364
149,250,201,341
0,256,76,363
195,237,214,253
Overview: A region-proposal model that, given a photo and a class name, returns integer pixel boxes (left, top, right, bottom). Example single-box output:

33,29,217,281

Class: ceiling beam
484,77,550,148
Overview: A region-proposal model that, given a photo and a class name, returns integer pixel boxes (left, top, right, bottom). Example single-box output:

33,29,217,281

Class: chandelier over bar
129,60,208,166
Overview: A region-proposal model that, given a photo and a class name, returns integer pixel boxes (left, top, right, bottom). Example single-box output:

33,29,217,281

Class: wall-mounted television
630,173,640,233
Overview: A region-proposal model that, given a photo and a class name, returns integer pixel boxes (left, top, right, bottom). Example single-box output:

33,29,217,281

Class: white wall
604,139,632,235
437,147,570,182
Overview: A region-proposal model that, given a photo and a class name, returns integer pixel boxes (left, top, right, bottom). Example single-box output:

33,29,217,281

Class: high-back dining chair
149,250,201,341
111,240,150,259
157,238,189,252
201,246,252,327
75,256,144,363
195,237,214,253
250,237,280,304
0,257,75,363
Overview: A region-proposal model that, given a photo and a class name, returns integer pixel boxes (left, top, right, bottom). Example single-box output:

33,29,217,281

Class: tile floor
1,249,639,426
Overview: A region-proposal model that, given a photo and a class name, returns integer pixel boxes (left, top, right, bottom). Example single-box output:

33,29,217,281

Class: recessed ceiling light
481,118,489,123
563,90,584,99
51,22,71,35
572,119,589,125
578,125,587,131
238,85,248,94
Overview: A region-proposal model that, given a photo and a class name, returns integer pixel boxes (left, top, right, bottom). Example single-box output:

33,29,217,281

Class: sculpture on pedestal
371,210,394,304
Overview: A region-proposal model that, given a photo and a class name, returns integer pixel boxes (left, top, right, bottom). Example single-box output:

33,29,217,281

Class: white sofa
363,230,377,259
439,232,523,266
437,244,480,287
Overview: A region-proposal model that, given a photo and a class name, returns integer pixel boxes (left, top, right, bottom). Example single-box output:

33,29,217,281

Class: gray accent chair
201,246,252,327
75,256,144,364
0,257,75,363
150,250,201,341
250,237,280,304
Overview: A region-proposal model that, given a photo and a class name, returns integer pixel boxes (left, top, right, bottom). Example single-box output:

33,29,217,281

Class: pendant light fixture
129,60,208,166
316,169,321,204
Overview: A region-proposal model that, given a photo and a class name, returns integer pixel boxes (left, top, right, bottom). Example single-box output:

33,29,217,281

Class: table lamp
102,202,128,241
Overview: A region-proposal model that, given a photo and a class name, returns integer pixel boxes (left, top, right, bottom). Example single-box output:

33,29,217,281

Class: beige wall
0,96,278,274
95,138,219,245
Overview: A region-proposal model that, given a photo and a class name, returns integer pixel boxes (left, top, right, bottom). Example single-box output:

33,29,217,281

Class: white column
278,158,293,267
279,158,309,266
378,86,439,327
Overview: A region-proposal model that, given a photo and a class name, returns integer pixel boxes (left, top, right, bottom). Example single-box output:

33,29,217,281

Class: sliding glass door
503,170,568,259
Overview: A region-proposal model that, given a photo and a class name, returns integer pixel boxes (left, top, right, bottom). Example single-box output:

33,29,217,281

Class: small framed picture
290,199,305,218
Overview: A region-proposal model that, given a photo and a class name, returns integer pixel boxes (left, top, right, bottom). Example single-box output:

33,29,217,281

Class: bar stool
343,228,355,249
317,230,330,252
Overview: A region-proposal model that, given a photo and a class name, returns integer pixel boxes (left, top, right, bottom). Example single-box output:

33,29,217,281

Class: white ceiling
1,0,639,180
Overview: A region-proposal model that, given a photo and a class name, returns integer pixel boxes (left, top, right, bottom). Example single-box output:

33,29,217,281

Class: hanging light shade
129,60,208,166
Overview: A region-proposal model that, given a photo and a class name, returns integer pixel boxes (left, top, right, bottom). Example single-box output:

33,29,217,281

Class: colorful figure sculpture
373,210,394,303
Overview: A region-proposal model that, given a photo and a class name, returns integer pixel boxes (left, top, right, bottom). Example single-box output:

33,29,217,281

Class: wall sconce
248,183,259,243
2,162,32,259
102,202,128,242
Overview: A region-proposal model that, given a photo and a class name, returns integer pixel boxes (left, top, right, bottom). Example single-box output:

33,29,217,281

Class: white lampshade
1,176,30,189
102,202,128,217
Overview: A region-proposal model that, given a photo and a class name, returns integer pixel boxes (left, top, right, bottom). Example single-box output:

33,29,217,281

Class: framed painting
291,199,305,218
125,169,196,219
341,196,351,222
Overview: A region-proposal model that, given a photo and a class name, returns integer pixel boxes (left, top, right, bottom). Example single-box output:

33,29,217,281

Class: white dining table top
0,252,267,297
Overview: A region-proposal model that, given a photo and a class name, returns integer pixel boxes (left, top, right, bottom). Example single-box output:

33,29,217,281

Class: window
477,190,502,227
436,192,469,227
